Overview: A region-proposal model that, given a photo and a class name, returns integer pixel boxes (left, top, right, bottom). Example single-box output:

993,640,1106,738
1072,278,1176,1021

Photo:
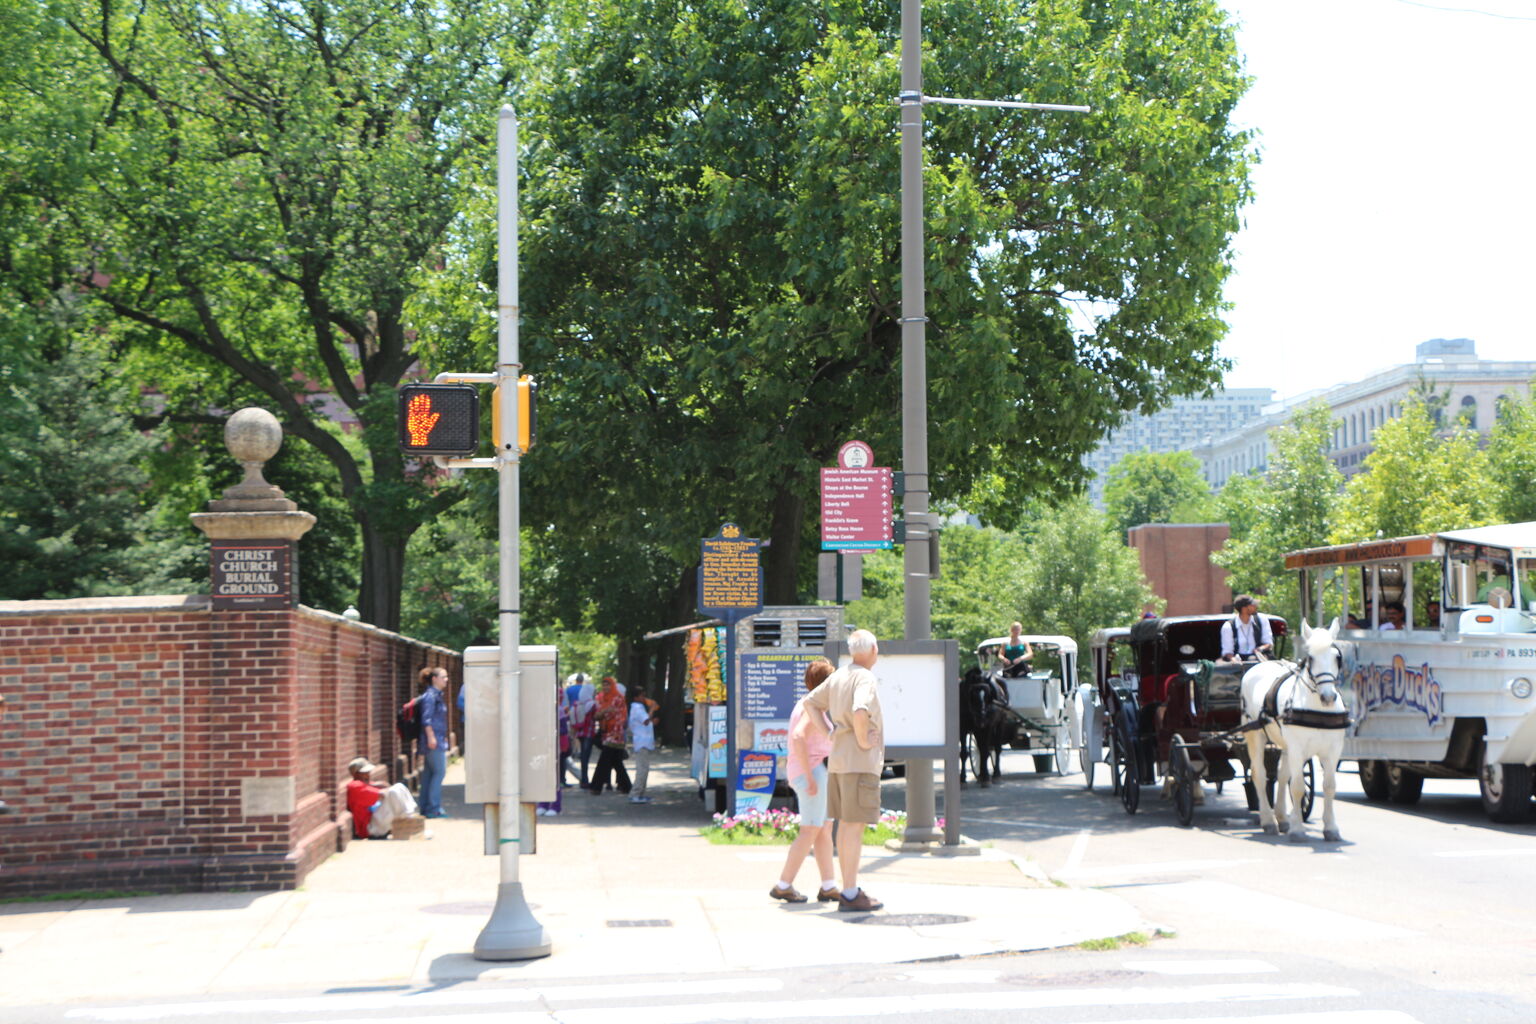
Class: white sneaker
629,795,651,804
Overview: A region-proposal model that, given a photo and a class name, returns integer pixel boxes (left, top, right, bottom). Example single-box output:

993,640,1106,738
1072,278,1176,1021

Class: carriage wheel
1109,724,1126,797
965,735,987,785
1117,725,1140,815
1171,743,1196,827
1054,727,1071,778
1300,757,1316,822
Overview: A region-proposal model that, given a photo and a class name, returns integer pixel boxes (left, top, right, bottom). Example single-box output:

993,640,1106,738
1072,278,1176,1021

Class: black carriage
1086,614,1300,825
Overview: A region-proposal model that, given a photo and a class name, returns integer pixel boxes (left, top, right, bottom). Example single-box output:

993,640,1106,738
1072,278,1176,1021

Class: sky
1214,0,1536,403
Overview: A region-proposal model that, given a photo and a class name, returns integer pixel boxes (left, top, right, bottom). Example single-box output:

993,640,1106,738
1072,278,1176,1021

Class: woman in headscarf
587,676,633,795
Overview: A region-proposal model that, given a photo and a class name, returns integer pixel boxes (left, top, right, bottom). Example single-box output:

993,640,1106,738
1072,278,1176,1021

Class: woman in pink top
770,659,839,904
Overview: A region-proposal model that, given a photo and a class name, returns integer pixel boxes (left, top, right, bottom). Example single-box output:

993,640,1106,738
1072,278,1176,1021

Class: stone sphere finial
218,408,289,504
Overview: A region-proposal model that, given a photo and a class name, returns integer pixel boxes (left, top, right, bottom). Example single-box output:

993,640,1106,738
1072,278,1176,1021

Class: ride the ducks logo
1352,656,1444,727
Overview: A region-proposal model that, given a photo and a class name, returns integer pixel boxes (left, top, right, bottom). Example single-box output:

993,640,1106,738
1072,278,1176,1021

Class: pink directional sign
821,440,893,550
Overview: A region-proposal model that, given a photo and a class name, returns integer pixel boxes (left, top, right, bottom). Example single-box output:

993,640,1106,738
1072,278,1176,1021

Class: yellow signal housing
492,375,537,454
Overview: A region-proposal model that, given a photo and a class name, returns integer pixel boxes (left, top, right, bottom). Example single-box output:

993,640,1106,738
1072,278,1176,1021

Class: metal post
474,106,550,960
899,0,942,846
724,618,739,817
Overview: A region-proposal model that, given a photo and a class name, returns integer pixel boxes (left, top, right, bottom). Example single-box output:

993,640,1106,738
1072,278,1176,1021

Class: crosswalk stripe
550,982,1359,1024
1074,1015,1418,1024
63,978,784,1021
1124,959,1279,975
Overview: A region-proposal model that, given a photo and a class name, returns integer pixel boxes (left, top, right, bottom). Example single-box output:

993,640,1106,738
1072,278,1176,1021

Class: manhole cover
421,902,496,915
606,919,673,928
839,913,971,926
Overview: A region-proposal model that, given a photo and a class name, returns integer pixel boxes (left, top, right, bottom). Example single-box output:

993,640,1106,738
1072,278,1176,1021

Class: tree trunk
357,518,405,631
764,485,807,605
657,566,699,745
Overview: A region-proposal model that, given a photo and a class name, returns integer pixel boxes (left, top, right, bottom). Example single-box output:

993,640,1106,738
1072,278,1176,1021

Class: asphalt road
915,747,1536,1018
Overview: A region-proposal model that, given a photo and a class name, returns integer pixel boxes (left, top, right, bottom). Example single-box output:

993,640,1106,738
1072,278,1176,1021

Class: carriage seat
1197,660,1245,714
1139,672,1179,705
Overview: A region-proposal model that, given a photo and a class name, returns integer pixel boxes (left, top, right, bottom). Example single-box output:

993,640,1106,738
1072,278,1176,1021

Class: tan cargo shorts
826,771,881,824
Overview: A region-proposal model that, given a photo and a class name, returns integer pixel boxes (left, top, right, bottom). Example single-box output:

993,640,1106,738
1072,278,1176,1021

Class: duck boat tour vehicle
1285,522,1536,822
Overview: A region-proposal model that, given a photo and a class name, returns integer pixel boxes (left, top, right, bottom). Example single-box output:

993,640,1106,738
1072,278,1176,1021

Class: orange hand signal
406,393,441,446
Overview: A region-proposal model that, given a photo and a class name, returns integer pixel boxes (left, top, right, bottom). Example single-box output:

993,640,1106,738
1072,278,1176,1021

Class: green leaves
1102,450,1215,537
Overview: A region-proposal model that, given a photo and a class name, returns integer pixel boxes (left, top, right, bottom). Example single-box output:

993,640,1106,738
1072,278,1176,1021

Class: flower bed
700,808,944,845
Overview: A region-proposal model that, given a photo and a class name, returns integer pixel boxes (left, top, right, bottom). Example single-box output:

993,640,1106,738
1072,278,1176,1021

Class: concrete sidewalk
0,753,1144,1008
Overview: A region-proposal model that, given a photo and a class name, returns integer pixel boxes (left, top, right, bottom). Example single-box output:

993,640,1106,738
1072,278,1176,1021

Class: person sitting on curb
345,757,421,839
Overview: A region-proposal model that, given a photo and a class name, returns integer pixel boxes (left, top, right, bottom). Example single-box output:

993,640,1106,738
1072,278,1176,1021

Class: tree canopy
2,0,1255,662
1213,402,1341,616
513,0,1253,635
1,0,532,626
1102,449,1215,538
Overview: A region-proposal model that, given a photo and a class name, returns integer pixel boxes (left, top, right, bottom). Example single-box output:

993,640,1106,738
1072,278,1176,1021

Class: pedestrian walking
769,658,838,903
628,685,658,803
587,676,632,795
802,629,884,911
416,665,451,818
566,673,597,788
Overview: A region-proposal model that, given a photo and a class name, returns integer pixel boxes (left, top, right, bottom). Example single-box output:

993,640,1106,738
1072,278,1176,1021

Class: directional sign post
821,440,893,552
697,523,764,817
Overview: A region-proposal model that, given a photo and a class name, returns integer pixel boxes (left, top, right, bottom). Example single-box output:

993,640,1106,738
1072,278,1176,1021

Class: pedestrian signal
492,376,537,454
397,383,480,456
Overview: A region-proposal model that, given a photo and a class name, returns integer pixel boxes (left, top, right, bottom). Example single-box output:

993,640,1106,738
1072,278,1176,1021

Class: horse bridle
1296,644,1343,696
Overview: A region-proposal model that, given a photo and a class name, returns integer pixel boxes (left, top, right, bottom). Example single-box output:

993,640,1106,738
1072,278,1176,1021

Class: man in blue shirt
417,666,451,818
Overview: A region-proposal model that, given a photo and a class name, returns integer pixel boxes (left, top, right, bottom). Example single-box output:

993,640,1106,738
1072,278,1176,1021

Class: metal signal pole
897,0,1088,846
474,106,550,960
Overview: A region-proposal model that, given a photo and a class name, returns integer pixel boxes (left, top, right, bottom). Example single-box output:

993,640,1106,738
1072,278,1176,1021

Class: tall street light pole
897,0,1088,846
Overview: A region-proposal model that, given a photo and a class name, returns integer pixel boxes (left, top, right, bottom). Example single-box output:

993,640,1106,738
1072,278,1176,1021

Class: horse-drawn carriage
1081,614,1330,827
959,635,1077,784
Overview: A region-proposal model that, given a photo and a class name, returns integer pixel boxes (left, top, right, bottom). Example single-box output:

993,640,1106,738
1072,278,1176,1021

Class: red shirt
346,779,382,838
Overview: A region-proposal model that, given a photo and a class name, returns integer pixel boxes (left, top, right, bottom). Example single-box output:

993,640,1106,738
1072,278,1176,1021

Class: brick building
1127,523,1233,618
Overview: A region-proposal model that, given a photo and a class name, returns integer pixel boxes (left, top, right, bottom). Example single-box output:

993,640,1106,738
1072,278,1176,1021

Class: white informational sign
835,650,948,748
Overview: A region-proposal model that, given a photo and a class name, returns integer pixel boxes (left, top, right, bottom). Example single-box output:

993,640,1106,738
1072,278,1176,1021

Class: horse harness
1242,650,1351,732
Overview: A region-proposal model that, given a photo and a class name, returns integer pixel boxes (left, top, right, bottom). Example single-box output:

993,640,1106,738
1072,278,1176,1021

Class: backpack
396,695,423,743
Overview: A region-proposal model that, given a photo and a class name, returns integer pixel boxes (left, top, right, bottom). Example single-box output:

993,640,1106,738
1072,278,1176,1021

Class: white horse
1240,618,1348,842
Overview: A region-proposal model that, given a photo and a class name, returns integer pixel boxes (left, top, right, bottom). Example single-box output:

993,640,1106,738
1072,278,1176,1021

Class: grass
1078,931,1152,951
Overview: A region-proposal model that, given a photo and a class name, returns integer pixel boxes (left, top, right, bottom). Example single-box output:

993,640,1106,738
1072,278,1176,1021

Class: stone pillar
191,408,316,609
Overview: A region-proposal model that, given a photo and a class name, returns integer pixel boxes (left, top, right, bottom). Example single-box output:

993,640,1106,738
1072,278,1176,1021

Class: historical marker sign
697,523,763,619
210,540,294,610
821,440,893,550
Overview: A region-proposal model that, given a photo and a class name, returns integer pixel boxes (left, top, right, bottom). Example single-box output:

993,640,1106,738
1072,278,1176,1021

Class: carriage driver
1219,595,1273,663
996,622,1034,677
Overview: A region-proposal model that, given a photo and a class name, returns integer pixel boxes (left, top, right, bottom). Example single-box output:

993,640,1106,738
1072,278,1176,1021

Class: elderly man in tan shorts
802,628,885,912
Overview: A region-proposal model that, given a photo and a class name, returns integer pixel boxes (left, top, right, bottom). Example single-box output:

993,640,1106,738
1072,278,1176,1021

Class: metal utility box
463,645,559,806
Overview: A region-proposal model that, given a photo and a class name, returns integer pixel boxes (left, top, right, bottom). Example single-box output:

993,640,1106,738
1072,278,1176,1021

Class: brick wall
0,596,459,897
